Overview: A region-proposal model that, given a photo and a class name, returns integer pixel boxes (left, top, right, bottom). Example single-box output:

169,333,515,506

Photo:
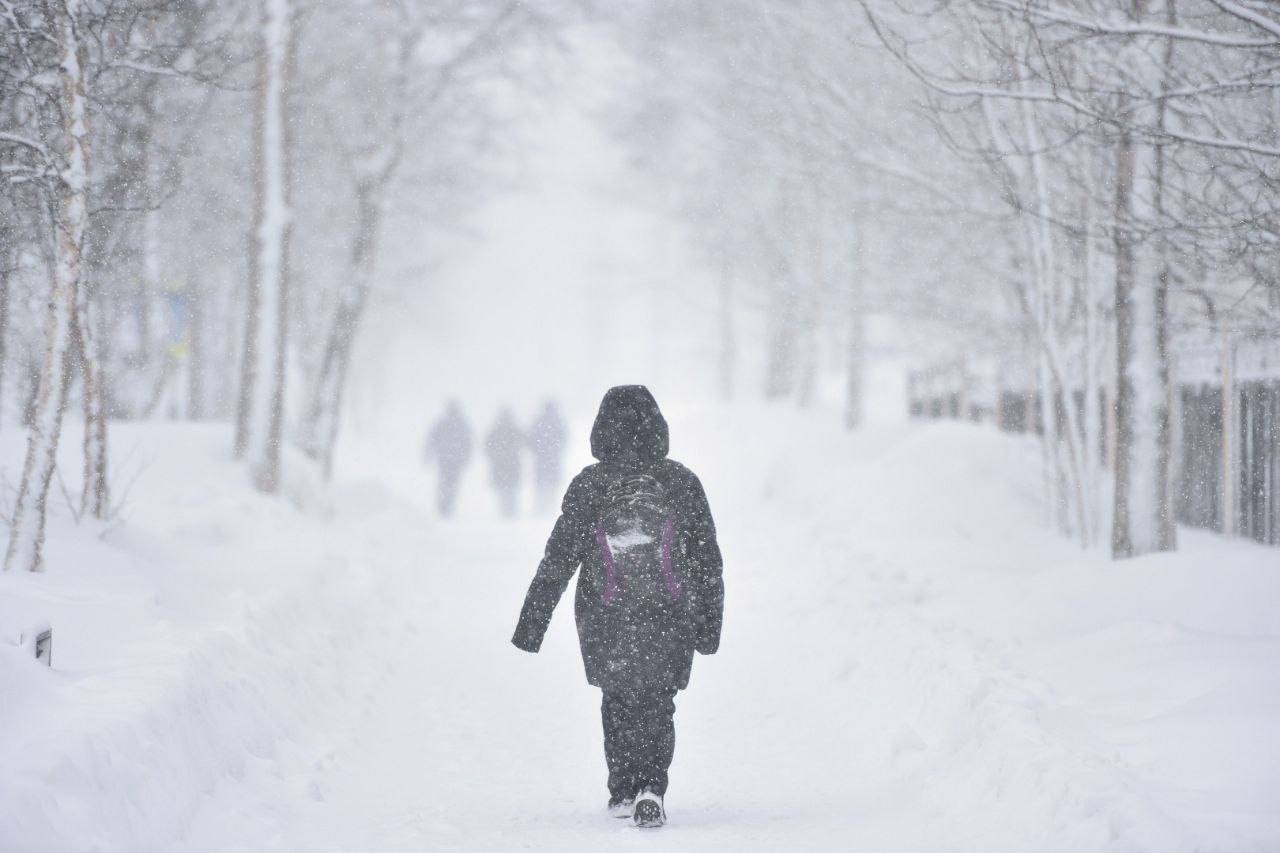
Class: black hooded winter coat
511,386,724,691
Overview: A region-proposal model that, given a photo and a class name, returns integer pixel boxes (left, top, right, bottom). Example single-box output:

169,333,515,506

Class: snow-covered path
5,412,1275,851
169,410,1280,853
177,504,910,851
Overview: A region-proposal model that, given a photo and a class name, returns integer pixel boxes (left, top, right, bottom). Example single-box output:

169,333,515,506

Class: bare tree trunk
217,277,235,419
294,7,427,477
1104,301,1118,477
5,0,89,572
764,282,800,400
1112,0,1177,558
1019,83,1092,542
238,0,294,493
232,316,253,446
1039,350,1070,533
0,241,10,426
1111,128,1137,558
1112,136,1171,556
844,225,865,431
795,214,823,409
76,281,108,519
299,181,378,478
1081,171,1105,542
188,272,204,419
137,111,160,416
718,252,735,401
795,293,819,408
1041,330,1092,543
1075,180,1116,492
1150,0,1178,551
108,94,162,420
233,65,264,458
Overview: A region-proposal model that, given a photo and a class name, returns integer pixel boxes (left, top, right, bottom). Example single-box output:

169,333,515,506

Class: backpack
593,474,683,606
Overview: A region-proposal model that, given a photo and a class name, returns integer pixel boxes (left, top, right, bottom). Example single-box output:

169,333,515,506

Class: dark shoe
633,790,665,828
607,795,635,819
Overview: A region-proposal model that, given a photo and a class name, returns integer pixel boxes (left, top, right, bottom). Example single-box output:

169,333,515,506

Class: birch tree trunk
138,107,161,416
1111,0,1176,558
0,239,10,426
298,181,378,479
188,272,204,420
1111,135,1172,556
1111,126,1138,557
236,0,294,493
76,282,108,518
1081,187,1103,541
1150,0,1178,551
1019,81,1093,542
5,1,89,572
294,6,431,478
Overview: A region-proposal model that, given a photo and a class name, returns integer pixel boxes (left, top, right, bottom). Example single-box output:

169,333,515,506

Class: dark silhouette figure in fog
529,400,568,513
512,385,724,828
485,408,525,518
423,401,472,517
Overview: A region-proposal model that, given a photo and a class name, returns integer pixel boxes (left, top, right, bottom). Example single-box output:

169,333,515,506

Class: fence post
1221,328,1235,537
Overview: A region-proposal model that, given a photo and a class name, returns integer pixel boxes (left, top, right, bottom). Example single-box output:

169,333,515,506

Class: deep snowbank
0,424,420,852
679,407,1280,852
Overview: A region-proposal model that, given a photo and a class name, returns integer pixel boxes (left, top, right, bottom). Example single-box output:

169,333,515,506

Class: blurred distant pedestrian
485,408,525,518
529,400,568,513
424,401,472,517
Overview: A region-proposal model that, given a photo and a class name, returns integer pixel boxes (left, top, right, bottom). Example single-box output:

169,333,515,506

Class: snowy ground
2,406,1278,852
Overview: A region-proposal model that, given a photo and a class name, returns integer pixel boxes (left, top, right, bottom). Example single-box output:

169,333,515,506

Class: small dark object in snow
21,622,53,667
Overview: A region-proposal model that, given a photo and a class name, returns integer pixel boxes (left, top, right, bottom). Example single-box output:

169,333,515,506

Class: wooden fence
1237,381,1278,545
1175,338,1280,546
908,361,1279,547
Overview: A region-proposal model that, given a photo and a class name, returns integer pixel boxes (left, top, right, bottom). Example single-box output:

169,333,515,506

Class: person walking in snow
511,385,724,829
529,399,568,514
423,400,472,517
485,408,526,518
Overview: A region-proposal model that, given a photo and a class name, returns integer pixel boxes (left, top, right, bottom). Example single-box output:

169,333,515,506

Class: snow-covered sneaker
607,796,635,819
632,790,665,828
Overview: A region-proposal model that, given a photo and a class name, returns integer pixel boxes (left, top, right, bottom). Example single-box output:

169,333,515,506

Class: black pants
436,470,462,517
601,687,677,799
